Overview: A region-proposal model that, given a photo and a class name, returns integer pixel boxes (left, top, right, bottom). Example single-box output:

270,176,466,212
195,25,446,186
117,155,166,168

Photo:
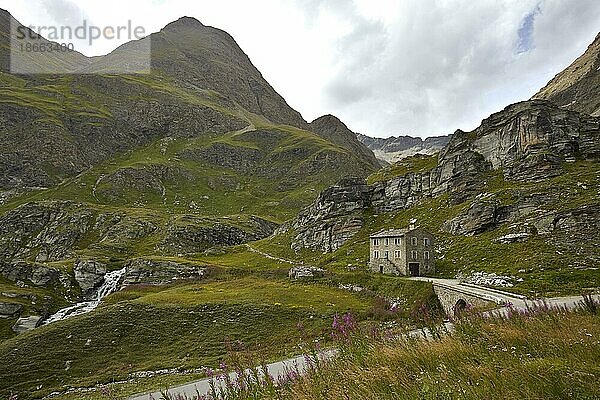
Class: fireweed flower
331,312,357,340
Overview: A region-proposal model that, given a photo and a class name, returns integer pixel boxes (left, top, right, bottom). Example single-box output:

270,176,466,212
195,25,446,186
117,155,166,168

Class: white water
44,267,126,325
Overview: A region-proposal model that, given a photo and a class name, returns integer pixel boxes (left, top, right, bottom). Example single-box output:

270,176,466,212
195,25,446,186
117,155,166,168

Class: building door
379,265,384,273
408,263,420,276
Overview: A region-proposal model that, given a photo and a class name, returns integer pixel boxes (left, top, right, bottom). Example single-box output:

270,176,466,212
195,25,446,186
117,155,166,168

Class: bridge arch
432,285,492,318
453,299,468,316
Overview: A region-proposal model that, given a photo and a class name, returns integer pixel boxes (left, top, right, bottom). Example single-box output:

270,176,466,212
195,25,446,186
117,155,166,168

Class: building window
384,251,389,259
424,238,430,246
394,238,401,245
411,237,417,246
373,238,380,246
424,251,430,260
384,238,389,246
394,250,401,259
374,250,380,259
411,250,418,260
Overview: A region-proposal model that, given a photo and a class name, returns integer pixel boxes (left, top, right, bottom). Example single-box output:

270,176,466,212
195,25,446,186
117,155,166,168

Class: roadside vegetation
154,298,600,400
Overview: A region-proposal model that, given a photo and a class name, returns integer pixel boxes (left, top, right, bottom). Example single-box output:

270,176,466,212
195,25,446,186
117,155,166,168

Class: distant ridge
357,133,451,163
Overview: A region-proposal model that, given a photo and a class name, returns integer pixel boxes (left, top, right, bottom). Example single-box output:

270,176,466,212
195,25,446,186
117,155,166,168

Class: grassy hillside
0,244,439,399
258,159,600,297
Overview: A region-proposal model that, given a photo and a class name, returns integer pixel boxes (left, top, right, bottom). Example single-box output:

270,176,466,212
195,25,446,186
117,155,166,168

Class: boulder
288,266,325,280
0,302,23,318
12,315,42,334
443,199,499,236
74,259,107,299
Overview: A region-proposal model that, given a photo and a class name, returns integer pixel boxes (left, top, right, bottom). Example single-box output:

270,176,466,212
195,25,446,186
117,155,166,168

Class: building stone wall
369,227,435,276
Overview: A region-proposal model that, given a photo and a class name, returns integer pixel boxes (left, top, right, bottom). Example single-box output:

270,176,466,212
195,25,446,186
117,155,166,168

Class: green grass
0,116,372,222
367,154,439,184
0,261,439,399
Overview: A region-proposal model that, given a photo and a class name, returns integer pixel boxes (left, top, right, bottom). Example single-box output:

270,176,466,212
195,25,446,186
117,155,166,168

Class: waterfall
44,267,126,325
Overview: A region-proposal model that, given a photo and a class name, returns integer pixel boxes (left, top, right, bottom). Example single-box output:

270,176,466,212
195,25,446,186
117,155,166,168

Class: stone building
369,221,434,276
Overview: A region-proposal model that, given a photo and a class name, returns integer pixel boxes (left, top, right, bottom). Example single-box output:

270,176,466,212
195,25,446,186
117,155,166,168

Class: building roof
370,228,412,238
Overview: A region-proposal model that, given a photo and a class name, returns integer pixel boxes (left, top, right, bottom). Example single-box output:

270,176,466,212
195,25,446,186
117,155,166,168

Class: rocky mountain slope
0,10,377,193
533,32,600,117
289,33,600,270
310,115,382,168
358,133,451,163
289,99,600,251
0,8,380,338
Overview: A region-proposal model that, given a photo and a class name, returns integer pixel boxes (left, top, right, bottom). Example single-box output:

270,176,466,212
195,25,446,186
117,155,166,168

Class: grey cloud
39,0,86,26
317,0,600,137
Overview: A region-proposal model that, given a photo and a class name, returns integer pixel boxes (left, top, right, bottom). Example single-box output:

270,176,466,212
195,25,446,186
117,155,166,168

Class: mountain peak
309,115,381,169
162,16,205,31
311,114,348,128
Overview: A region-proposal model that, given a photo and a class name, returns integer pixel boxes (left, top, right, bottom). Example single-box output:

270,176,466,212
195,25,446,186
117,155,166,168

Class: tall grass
155,298,600,400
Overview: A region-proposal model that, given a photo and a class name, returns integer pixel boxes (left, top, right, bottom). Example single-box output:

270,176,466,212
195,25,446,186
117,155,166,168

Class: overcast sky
2,0,599,138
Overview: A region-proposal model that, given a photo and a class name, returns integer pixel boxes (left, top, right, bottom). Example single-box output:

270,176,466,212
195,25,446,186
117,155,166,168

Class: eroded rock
74,260,107,299
123,258,207,286
12,315,42,334
0,301,23,318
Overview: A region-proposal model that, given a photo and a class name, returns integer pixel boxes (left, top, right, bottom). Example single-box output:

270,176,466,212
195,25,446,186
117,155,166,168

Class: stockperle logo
10,19,151,74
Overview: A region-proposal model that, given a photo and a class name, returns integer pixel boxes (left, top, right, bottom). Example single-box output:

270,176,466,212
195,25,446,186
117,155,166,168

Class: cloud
39,0,86,26
311,0,600,136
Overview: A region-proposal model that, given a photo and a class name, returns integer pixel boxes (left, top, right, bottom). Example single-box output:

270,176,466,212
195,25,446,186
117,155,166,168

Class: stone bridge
410,277,527,317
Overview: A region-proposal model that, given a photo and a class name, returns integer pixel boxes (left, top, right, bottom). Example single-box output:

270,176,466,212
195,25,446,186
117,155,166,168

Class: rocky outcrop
371,170,437,212
442,192,560,237
0,202,96,263
74,260,107,299
122,258,207,286
291,178,372,252
0,201,279,264
159,215,278,254
0,301,22,318
0,261,71,288
11,315,42,334
470,100,600,181
443,199,500,236
288,100,600,252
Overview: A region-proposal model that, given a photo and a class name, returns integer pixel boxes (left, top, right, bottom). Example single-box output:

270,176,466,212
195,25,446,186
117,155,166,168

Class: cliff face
471,100,600,180
288,99,600,252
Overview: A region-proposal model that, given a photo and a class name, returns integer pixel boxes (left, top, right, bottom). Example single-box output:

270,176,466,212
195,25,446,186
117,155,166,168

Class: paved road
128,351,336,400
